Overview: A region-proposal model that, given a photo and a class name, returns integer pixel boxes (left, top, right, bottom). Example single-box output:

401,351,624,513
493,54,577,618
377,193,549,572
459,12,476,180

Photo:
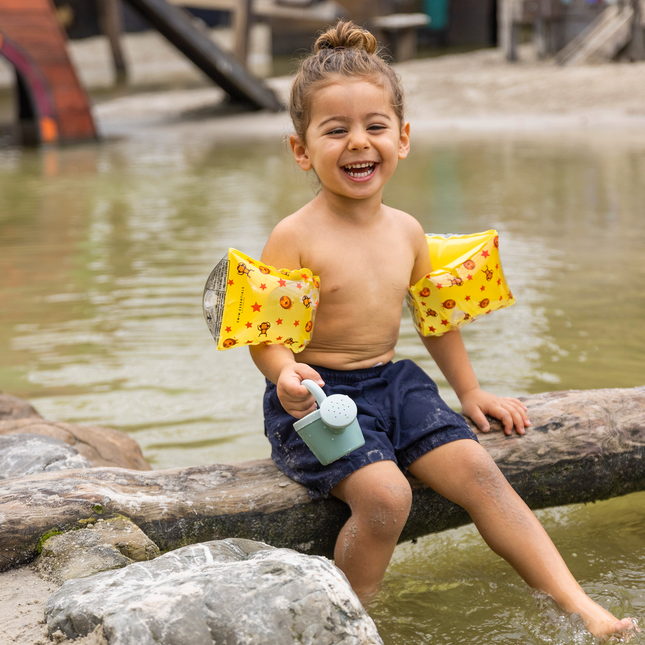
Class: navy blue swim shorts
263,359,478,500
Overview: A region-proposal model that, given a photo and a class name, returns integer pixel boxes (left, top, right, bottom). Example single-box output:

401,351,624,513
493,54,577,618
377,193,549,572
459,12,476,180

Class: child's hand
459,388,530,436
277,363,325,419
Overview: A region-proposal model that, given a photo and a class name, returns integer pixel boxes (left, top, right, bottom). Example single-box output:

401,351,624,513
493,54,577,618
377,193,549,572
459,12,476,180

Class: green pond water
1,123,644,643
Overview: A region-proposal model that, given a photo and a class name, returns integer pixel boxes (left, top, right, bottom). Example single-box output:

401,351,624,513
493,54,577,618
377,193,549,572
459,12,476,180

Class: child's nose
347,129,370,151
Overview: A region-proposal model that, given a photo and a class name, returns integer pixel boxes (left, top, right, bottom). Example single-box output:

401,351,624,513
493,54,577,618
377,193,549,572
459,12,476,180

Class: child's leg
331,460,412,604
408,439,635,639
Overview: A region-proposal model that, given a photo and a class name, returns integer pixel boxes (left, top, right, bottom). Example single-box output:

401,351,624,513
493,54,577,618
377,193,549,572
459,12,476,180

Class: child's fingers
467,407,492,433
286,397,318,419
499,399,528,435
502,398,531,429
292,363,325,388
282,372,319,400
495,406,516,435
278,364,327,418
504,396,528,412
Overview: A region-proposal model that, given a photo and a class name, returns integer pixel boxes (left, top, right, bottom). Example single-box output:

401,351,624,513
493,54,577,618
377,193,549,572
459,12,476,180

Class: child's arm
409,224,529,435
249,216,324,419
249,344,324,419
420,331,529,435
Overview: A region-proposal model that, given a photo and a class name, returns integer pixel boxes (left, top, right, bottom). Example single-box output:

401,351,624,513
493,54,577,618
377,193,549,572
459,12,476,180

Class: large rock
0,433,91,480
0,416,151,471
45,538,383,645
0,392,41,420
35,516,160,585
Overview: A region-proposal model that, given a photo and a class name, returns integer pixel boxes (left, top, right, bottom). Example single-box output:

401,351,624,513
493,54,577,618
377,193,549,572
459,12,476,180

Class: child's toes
605,617,639,642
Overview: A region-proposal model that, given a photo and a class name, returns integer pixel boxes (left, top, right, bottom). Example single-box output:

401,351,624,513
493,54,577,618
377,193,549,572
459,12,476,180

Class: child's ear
290,134,312,171
398,122,411,160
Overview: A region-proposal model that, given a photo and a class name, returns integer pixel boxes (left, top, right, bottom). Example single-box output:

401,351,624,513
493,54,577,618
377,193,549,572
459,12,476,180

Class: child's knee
357,480,413,538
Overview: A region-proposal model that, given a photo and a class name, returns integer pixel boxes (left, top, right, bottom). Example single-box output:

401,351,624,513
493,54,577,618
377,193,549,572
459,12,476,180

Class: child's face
290,78,410,203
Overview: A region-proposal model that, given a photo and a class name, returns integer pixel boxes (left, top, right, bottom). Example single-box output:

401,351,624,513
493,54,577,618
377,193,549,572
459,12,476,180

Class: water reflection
1,127,644,642
1,131,644,467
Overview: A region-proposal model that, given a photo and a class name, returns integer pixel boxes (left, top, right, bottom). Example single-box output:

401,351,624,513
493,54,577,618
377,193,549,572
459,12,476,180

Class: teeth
344,162,374,169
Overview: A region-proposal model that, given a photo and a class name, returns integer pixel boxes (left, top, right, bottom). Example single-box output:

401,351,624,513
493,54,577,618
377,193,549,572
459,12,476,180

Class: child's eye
326,128,347,135
368,124,387,131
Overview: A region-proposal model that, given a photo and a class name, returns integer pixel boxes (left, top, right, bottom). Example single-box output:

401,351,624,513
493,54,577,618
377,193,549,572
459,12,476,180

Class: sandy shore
0,565,109,645
85,41,645,141
2,37,645,643
0,566,61,645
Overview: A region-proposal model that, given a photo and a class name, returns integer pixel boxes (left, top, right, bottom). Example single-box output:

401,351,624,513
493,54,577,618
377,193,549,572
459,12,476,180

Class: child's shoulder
384,205,427,243
385,205,423,228
261,206,312,269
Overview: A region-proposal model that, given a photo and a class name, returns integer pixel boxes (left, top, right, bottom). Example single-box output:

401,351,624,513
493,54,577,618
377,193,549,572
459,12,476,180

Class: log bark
1,386,644,572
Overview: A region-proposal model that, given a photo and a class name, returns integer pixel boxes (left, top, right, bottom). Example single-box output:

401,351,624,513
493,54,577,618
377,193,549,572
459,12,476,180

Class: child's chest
303,232,415,306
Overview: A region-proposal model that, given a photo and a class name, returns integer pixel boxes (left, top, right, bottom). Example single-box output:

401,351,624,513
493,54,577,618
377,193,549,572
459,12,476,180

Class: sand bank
87,43,645,141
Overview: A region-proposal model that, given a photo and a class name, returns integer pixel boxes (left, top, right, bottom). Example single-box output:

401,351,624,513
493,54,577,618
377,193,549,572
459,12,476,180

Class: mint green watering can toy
294,380,365,466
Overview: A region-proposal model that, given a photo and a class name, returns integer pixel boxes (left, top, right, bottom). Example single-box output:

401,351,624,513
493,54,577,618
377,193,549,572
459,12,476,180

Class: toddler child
249,20,635,639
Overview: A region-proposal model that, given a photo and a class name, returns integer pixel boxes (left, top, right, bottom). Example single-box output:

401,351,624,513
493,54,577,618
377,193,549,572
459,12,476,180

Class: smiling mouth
343,162,377,178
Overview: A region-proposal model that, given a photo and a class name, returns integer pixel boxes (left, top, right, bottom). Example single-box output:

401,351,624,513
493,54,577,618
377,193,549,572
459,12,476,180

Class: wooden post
498,0,519,62
233,0,253,65
630,0,644,60
535,17,547,58
97,0,128,84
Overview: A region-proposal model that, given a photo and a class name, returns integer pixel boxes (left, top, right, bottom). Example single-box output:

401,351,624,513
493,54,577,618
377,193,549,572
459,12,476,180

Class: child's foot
564,593,638,641
584,615,638,642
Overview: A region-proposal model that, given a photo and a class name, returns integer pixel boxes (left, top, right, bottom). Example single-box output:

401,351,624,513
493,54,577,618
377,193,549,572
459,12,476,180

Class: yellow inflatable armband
407,230,514,336
203,249,320,352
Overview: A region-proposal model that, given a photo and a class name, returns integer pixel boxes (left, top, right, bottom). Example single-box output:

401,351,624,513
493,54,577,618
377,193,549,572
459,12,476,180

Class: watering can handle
301,379,326,407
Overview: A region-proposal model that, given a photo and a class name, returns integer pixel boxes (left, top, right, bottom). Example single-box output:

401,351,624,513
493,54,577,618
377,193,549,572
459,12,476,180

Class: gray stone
35,517,161,585
0,416,151,470
46,538,383,645
0,433,91,480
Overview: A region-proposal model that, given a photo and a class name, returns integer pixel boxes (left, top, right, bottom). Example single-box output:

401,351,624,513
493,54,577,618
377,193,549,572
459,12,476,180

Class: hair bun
313,20,378,55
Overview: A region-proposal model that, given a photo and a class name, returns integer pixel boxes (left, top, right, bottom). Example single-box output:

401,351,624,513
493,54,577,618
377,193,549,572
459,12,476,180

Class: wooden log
1,386,644,572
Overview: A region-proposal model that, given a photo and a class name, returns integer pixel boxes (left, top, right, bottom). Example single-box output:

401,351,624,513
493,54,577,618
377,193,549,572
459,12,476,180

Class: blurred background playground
0,0,644,145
